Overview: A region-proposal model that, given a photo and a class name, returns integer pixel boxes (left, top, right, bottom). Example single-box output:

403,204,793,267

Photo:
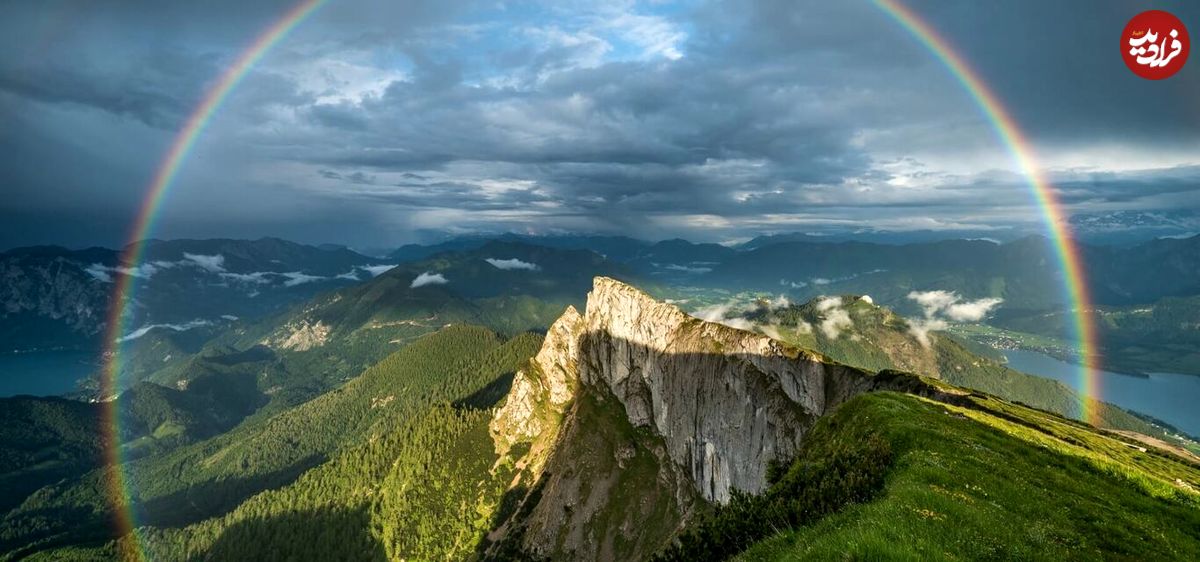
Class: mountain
482,278,952,559
0,238,388,357
385,232,1200,313
700,237,1063,310
0,325,542,559
701,234,1200,313
1069,210,1200,244
0,370,265,524
389,234,650,264
731,293,1171,433
93,241,641,405
992,294,1200,376
1084,234,1200,305
624,238,737,281
4,277,1199,560
0,246,118,351
481,278,1200,559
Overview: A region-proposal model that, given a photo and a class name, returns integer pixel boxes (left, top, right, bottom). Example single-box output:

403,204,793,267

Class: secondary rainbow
871,0,1100,423
97,0,1101,558
98,1,328,559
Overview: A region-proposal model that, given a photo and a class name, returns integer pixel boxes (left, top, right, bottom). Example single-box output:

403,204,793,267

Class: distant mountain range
384,231,1200,310
4,232,1198,396
1068,210,1200,244
0,238,389,353
4,277,1195,559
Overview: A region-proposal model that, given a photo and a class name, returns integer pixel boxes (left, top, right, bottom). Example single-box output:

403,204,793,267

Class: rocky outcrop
579,277,886,502
0,251,113,348
265,319,332,351
490,305,583,468
487,277,928,560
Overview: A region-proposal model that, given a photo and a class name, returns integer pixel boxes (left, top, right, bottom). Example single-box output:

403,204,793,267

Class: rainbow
98,1,328,559
96,0,1100,558
871,0,1099,422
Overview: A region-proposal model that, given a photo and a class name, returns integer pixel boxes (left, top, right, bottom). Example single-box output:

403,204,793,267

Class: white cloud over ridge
281,272,325,287
906,290,1003,347
692,302,756,331
360,264,396,277
86,253,229,283
85,263,152,282
118,319,211,342
410,271,448,288
814,297,853,339
183,253,225,272
485,258,539,271
691,294,810,335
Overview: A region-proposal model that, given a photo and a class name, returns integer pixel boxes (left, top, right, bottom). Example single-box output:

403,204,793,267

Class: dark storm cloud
1052,166,1200,204
2,0,1199,248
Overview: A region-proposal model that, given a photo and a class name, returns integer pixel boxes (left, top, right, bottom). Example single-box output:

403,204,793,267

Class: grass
736,392,1200,561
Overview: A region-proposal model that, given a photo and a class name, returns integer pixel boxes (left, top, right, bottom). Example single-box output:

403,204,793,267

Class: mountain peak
486,277,940,559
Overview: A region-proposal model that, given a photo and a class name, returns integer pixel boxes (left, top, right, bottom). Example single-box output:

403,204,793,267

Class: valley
1,261,1198,560
0,235,1198,560
6,2,1199,559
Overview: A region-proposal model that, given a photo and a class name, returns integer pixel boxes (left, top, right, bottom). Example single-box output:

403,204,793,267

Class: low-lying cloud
118,319,211,342
183,253,226,273
692,302,757,332
814,297,853,339
280,272,326,287
662,263,713,274
359,264,396,277
85,253,229,283
906,289,1003,347
485,258,539,271
691,294,808,335
85,263,158,282
410,271,448,288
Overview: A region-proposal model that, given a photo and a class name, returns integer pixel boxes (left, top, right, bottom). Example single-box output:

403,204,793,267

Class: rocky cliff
487,277,937,560
0,248,114,349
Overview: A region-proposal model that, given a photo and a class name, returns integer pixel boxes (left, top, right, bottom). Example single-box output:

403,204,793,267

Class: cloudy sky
1,0,1198,249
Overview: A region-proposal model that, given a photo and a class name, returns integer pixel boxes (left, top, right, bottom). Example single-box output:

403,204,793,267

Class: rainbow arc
99,1,1098,559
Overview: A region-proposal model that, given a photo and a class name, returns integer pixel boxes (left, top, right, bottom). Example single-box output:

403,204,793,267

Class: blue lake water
0,350,97,397
1003,349,1200,437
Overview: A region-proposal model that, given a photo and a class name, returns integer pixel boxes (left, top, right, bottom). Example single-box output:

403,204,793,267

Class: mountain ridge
484,277,954,559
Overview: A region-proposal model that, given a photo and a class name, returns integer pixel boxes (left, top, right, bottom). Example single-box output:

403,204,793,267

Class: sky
1,0,1199,249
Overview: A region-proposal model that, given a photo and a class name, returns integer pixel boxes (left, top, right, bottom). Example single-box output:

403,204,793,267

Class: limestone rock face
487,277,916,560
578,277,875,501
490,305,583,460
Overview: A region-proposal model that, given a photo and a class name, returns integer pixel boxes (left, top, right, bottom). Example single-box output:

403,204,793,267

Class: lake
0,350,97,397
1003,349,1200,437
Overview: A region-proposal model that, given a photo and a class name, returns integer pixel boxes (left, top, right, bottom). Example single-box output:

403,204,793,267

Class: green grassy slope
2,326,542,560
732,392,1200,561
744,296,1173,439
111,329,542,561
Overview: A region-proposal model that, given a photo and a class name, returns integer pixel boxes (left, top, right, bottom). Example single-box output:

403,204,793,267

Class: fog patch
906,290,1003,347
281,272,327,287
85,263,159,282
220,271,273,284
485,258,540,271
361,264,396,276
183,253,226,273
811,296,853,339
691,302,757,331
410,271,448,288
118,319,211,342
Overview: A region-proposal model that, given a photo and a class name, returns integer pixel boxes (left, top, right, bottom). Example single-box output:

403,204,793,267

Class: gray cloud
3,0,1199,248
